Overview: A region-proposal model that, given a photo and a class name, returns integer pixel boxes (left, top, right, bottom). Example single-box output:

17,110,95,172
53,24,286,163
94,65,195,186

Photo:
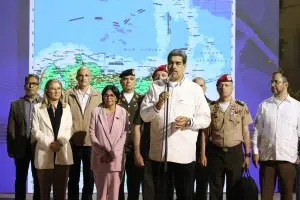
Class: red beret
152,65,167,79
216,74,233,86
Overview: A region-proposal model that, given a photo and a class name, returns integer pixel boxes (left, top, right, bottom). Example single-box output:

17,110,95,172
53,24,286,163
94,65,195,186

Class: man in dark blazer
7,74,41,200
193,77,211,200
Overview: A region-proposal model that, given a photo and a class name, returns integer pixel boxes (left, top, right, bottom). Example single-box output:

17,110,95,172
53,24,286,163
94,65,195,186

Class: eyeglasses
103,94,116,98
26,82,39,87
270,80,285,85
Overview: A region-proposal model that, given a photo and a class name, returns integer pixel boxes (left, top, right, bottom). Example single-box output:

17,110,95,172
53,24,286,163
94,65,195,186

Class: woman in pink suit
89,85,128,200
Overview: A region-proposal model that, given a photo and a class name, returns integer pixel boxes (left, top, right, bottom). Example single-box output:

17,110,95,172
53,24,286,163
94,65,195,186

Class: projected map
29,0,235,100
28,0,234,192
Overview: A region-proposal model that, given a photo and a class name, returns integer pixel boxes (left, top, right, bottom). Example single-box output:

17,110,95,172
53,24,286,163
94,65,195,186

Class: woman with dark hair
31,79,73,200
89,85,128,200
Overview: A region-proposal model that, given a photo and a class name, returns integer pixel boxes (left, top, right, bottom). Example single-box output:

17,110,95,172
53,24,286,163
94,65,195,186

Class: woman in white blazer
31,79,73,200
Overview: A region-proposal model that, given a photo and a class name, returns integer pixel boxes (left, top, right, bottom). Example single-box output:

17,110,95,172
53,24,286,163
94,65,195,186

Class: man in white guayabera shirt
140,49,211,200
252,71,300,200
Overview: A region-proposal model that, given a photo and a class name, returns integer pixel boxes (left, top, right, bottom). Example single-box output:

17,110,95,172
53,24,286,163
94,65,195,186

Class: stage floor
0,193,294,199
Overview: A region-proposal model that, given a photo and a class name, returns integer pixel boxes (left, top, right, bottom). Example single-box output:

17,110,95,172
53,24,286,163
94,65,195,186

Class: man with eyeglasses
252,72,300,200
7,74,41,200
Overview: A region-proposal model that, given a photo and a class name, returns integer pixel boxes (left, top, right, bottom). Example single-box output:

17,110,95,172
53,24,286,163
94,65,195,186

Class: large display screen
28,0,236,192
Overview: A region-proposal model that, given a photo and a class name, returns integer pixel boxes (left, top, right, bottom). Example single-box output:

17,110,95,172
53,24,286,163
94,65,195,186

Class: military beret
152,65,167,79
216,74,233,86
119,69,135,78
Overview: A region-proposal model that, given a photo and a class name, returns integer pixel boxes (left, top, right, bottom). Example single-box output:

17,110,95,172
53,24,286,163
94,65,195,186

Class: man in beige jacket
64,66,102,200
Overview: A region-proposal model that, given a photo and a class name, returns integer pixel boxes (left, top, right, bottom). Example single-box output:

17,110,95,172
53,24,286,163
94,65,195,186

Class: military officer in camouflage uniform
117,69,144,200
200,74,253,200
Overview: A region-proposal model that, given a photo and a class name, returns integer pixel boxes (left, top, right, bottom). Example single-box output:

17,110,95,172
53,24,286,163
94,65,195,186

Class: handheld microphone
166,74,172,89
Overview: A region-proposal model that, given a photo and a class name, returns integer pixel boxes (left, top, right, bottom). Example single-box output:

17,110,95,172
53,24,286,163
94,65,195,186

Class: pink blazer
89,105,128,172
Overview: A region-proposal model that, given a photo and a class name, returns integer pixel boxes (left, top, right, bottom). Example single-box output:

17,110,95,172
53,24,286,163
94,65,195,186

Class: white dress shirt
123,92,134,103
140,78,211,164
76,86,91,114
252,95,300,163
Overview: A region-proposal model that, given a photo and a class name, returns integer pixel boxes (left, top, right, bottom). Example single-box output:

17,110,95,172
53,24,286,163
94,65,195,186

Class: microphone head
167,74,173,81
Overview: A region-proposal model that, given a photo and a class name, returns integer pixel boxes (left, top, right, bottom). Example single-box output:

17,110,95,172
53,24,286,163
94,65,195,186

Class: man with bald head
192,77,211,200
193,77,210,102
65,66,102,200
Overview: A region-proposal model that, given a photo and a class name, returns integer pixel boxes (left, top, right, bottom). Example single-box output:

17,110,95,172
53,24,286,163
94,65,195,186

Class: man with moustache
133,65,175,200
7,74,41,200
140,49,211,200
192,77,211,200
252,72,300,200
201,74,252,200
65,66,102,200
118,69,144,200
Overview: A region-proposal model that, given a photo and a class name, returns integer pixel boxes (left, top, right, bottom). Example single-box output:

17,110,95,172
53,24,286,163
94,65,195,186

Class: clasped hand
49,142,61,152
100,152,115,163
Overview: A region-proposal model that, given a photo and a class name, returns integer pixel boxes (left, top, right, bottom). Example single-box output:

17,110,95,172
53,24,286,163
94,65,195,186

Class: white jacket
31,103,73,169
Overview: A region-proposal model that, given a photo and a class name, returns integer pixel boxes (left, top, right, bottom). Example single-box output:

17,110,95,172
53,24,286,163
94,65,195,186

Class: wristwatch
244,153,251,158
186,118,191,127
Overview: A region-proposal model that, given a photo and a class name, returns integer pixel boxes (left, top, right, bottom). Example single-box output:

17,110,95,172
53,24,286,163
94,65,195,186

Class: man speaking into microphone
140,49,211,200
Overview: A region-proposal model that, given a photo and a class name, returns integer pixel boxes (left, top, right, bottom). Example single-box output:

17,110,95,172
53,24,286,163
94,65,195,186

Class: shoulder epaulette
235,100,245,106
209,101,217,105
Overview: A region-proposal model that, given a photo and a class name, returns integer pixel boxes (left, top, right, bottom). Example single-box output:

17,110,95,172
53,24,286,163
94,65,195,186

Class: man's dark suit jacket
6,97,41,159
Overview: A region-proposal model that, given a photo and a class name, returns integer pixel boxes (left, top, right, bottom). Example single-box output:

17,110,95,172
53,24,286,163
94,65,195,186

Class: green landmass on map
40,54,152,95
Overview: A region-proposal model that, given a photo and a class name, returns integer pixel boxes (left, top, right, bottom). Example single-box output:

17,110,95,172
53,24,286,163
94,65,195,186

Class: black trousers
14,144,40,200
152,160,195,200
68,146,94,200
142,159,154,200
193,163,208,200
119,152,144,200
207,143,244,200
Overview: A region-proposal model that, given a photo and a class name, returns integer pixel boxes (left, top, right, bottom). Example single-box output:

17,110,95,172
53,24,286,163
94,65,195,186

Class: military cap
216,74,233,86
119,69,135,78
152,65,167,79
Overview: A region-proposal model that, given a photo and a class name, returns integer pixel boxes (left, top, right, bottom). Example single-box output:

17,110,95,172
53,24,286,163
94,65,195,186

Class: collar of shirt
123,92,135,103
76,86,91,96
269,94,292,104
24,95,39,103
169,77,185,88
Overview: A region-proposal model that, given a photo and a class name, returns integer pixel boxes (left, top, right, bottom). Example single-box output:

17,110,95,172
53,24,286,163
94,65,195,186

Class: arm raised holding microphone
140,49,211,200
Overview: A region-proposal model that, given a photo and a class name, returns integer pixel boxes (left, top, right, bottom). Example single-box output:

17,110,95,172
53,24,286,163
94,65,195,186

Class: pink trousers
94,171,122,200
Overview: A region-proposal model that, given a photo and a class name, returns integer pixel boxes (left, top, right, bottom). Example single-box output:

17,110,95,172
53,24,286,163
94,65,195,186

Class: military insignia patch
227,74,232,80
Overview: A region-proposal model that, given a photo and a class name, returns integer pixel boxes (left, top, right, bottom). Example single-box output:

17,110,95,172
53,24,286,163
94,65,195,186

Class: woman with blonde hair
31,79,73,200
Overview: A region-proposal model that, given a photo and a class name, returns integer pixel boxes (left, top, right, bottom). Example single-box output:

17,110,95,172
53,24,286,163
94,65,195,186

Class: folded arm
89,109,109,157
6,103,16,157
31,106,53,151
57,105,73,146
189,88,211,130
252,104,263,155
140,83,161,122
109,112,129,159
